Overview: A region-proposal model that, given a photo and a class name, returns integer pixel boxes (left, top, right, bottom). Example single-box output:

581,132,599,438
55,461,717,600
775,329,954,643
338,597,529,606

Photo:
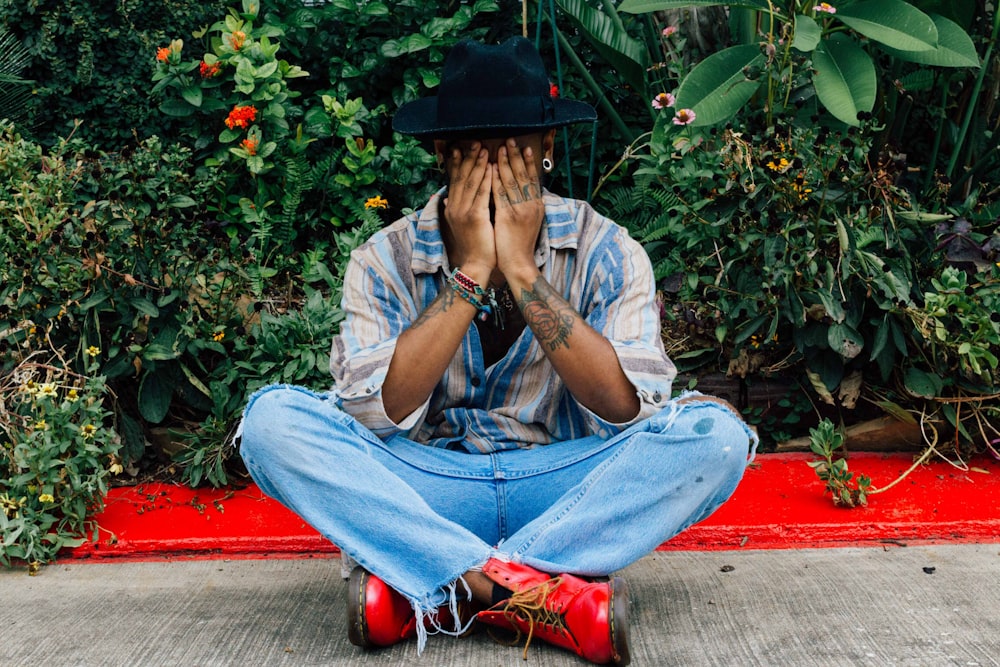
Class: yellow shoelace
497,576,569,660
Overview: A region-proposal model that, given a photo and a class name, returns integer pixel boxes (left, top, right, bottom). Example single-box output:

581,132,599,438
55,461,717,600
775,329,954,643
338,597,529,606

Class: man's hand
442,142,496,277
491,139,545,278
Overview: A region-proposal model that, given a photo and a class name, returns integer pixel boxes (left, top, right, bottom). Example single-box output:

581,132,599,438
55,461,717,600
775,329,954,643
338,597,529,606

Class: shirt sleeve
575,222,676,433
329,251,429,439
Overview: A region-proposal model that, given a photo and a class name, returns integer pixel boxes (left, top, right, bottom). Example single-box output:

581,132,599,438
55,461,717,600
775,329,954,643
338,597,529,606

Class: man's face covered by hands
432,131,555,279
435,132,552,224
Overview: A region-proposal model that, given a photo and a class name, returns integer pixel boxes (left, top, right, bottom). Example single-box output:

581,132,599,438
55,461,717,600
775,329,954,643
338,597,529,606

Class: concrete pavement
3,544,999,666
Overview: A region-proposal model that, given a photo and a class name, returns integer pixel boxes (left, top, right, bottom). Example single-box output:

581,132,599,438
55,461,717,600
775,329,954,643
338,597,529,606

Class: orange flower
156,47,171,62
199,61,221,78
228,30,247,50
225,105,258,130
240,137,258,156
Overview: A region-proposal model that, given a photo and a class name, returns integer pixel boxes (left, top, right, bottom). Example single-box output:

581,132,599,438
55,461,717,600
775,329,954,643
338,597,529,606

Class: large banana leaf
619,0,770,12
881,13,980,68
811,35,877,127
835,0,938,52
555,0,648,92
673,44,764,126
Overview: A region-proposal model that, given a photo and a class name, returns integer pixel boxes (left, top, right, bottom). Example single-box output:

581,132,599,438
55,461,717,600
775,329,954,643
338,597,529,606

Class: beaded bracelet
446,268,504,329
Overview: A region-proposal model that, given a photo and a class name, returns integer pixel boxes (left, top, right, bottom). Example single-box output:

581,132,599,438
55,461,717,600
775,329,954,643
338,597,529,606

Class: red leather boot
347,567,476,648
477,558,630,665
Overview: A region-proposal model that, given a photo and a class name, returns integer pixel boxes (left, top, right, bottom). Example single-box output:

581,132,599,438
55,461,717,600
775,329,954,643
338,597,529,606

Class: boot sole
609,576,631,665
346,567,371,648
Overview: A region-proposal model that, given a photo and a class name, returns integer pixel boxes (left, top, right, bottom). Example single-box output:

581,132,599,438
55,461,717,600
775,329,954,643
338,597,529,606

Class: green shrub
0,121,249,469
567,1,1000,449
1,351,119,570
0,0,231,145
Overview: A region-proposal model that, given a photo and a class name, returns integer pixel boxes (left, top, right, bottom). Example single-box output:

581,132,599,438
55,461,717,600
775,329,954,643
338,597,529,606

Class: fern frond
271,152,311,247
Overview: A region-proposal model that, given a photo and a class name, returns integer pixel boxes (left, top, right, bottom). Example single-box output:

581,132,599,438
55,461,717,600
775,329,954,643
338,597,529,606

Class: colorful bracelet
446,267,504,329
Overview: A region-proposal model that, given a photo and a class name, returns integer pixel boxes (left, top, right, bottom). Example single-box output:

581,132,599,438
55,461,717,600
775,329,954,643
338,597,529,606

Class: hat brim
393,97,597,139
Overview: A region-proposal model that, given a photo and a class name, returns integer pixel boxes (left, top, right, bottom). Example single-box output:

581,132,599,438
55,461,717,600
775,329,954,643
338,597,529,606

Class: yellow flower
213,331,226,342
66,389,79,403
110,461,124,475
39,493,55,504
766,157,791,173
80,424,97,439
364,195,389,210
33,420,48,432
86,346,101,358
37,383,58,399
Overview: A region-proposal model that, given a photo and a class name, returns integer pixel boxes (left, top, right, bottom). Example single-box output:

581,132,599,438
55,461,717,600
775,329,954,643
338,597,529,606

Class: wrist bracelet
446,268,504,329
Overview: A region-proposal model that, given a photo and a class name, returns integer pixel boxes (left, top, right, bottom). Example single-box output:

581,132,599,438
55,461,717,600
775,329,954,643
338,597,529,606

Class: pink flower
662,26,678,38
815,3,836,13
673,108,696,126
651,92,676,110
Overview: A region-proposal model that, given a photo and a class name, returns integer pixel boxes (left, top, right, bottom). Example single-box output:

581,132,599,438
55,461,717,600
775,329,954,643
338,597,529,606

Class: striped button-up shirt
330,189,675,453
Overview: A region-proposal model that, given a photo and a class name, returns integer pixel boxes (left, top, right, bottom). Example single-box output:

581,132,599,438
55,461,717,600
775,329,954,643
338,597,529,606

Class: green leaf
180,84,202,107
674,45,764,126
870,315,890,362
179,363,212,398
362,2,389,15
256,61,279,79
812,35,876,126
143,343,178,361
129,297,160,318
380,34,433,59
898,69,936,91
903,366,943,398
77,292,110,310
166,195,197,208
881,14,980,68
139,372,172,424
827,323,865,360
555,0,649,92
158,98,195,117
836,0,938,52
619,0,768,12
734,312,768,344
793,14,822,52
119,411,146,462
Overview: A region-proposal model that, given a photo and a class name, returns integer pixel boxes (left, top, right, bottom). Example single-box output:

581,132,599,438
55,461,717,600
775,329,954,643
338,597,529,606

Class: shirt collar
410,187,580,276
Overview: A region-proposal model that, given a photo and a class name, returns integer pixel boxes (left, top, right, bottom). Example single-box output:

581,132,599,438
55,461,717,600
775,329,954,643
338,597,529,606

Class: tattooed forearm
410,286,456,330
517,278,576,351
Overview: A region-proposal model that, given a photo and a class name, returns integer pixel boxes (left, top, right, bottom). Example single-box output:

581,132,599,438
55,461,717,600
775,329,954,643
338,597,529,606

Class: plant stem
554,25,635,142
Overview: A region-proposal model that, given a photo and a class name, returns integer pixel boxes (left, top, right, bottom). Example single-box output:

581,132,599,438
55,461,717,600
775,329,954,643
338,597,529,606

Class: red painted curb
68,452,1000,561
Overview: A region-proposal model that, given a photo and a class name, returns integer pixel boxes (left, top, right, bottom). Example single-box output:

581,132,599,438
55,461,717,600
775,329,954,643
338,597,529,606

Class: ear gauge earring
542,157,554,173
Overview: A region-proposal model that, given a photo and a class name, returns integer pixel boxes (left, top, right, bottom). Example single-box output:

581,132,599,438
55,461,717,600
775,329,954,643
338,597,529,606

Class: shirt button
471,377,481,387
652,391,662,402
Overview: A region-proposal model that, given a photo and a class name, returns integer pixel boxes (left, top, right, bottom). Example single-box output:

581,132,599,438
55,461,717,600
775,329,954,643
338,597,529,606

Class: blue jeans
239,384,755,616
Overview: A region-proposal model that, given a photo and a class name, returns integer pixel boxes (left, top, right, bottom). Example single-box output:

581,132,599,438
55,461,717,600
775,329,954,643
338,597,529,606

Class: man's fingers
496,142,540,205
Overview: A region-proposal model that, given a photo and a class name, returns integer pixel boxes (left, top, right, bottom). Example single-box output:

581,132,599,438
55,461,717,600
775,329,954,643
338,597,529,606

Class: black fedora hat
393,37,597,138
